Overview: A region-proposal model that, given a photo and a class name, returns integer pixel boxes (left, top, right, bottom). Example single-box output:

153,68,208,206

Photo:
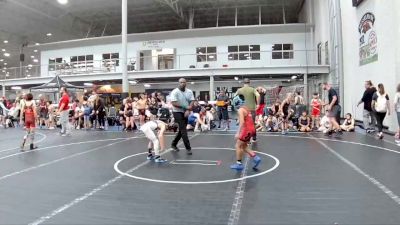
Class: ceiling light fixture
34,50,38,53
291,75,297,80
144,84,151,88
31,56,35,59
0,59,3,62
33,59,39,63
57,0,69,4
84,83,93,86
234,76,239,81
3,40,8,44
35,43,40,46
1,49,5,52
46,33,52,37
3,53,10,57
11,86,22,90
4,63,7,65
28,64,33,67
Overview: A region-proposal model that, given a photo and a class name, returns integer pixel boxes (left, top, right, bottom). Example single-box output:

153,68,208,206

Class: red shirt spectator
59,93,70,111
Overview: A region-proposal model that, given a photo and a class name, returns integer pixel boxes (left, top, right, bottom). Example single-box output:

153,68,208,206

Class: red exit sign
353,0,365,7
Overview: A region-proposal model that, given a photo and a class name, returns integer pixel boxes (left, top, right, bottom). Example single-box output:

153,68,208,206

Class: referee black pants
172,112,191,150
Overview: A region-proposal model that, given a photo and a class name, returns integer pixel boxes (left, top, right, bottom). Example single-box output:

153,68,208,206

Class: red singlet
239,107,256,143
24,104,36,129
311,99,321,117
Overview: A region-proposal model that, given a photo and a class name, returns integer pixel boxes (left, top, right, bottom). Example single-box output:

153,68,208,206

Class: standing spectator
322,83,342,136
57,87,71,136
256,87,267,118
137,94,147,126
279,93,293,134
357,80,377,133
38,96,48,129
47,101,55,129
82,97,92,130
94,95,106,130
170,78,194,155
236,78,260,142
394,84,400,145
372,83,391,139
310,93,322,130
0,98,9,127
124,97,136,131
217,90,229,131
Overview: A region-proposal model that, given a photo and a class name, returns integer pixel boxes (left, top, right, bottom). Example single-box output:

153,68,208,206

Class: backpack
158,107,170,122
375,93,388,113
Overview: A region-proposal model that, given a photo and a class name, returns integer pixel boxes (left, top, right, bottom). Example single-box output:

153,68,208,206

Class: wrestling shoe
230,163,244,171
252,155,261,169
154,157,168,163
147,154,154,160
171,145,180,152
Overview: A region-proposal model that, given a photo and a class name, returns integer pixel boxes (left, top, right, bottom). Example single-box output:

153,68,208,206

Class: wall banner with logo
359,12,378,66
141,40,166,50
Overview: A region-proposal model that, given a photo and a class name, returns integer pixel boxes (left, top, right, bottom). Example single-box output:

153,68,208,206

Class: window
103,53,119,66
317,43,322,65
325,41,329,65
196,47,217,62
48,57,62,71
272,44,294,59
70,55,94,68
228,45,260,61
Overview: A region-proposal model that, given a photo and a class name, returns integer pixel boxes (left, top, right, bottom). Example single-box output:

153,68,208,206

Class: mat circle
114,147,280,184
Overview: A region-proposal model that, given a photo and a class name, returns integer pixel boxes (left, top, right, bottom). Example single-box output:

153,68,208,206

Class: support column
210,75,215,101
2,82,5,97
121,0,129,94
304,73,308,106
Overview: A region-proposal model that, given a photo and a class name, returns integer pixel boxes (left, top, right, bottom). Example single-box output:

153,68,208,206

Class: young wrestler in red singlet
231,95,261,171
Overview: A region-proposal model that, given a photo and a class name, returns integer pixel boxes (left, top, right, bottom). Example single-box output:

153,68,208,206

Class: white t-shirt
394,92,400,112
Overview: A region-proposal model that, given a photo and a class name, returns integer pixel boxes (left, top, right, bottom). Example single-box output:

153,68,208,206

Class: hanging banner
359,12,378,66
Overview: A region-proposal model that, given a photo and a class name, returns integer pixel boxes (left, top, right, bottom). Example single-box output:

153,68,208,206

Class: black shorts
328,105,341,119
139,109,146,116
218,108,229,120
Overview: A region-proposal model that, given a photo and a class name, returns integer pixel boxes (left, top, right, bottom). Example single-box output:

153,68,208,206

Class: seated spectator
74,101,84,129
265,115,279,132
340,113,355,132
298,111,311,132
255,116,265,132
5,103,18,128
318,110,331,133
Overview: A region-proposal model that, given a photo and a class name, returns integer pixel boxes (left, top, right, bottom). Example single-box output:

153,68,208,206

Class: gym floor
0,128,400,225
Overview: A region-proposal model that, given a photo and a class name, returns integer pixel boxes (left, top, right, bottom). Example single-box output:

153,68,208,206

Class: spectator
256,87,267,118
372,83,391,139
74,100,84,129
394,84,400,145
341,113,355,132
0,98,9,127
57,87,71,136
38,96,48,129
148,96,158,121
322,83,342,136
124,97,135,131
318,110,331,133
265,115,279,132
216,90,230,131
279,93,293,134
236,78,260,142
94,95,106,130
298,111,311,132
137,94,147,126
47,101,55,130
310,93,322,130
357,80,377,133
82,97,92,130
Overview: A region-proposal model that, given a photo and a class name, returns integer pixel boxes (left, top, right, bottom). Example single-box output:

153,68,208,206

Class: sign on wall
141,40,166,49
359,12,378,66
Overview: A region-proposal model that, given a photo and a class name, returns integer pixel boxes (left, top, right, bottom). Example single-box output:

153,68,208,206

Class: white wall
40,31,313,77
340,0,398,131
